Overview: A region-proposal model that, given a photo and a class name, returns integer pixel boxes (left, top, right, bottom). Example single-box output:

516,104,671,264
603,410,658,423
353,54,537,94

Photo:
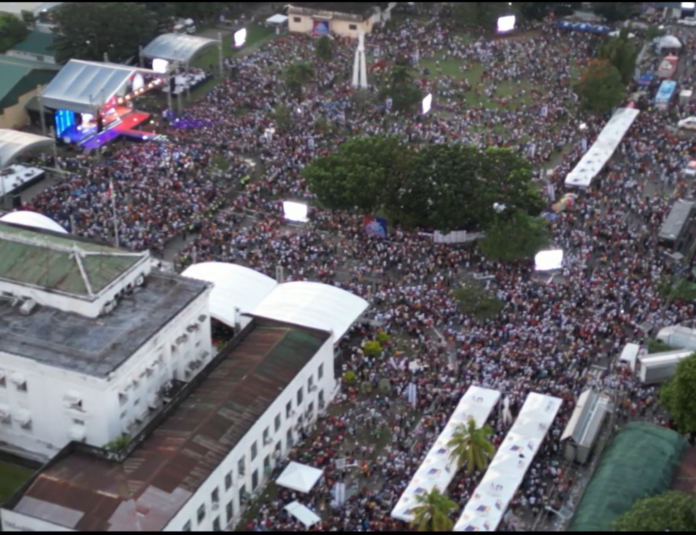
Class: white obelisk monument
352,30,368,89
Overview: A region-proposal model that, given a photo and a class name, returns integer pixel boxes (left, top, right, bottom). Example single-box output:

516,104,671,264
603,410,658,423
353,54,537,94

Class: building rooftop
289,2,388,18
7,321,329,531
10,30,55,57
0,54,59,110
0,223,144,297
0,270,209,377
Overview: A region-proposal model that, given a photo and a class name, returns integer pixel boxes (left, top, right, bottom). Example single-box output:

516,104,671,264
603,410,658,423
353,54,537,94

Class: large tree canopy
660,352,696,433
598,31,637,85
303,138,544,232
0,13,29,53
574,59,625,114
52,2,157,64
480,209,550,262
613,491,696,532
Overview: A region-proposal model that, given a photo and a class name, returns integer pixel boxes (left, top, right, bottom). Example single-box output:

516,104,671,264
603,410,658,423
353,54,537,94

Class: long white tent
453,393,563,532
564,107,640,188
391,386,501,523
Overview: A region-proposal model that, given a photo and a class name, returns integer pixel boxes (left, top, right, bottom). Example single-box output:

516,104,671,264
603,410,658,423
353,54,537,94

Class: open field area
0,462,34,503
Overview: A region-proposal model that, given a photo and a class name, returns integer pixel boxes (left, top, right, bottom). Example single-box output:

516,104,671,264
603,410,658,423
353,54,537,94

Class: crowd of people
21,9,696,532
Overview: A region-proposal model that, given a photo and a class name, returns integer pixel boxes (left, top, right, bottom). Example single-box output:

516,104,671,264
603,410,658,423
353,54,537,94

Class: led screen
534,250,564,271
497,15,516,33
234,28,247,48
282,201,308,222
152,58,169,74
422,93,432,115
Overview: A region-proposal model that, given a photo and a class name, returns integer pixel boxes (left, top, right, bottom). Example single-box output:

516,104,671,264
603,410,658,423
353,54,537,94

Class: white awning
69,425,86,442
11,372,26,385
141,33,219,63
181,262,278,328
0,404,10,419
276,462,323,493
251,281,369,340
15,409,31,426
266,14,289,24
284,501,321,528
0,210,68,234
0,129,55,168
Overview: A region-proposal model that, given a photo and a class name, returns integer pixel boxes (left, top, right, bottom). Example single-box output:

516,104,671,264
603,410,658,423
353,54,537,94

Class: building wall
0,90,36,130
288,14,374,37
1,508,72,532
0,288,213,460
0,255,152,319
5,50,56,64
163,335,337,532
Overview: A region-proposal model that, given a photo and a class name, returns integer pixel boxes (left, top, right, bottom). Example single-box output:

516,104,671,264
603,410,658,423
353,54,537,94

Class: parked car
678,117,696,130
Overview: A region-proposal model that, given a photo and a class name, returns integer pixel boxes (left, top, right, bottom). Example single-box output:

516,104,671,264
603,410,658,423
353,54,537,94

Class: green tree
272,104,292,134
363,341,383,357
103,434,132,452
657,278,696,303
379,64,422,113
452,283,505,321
574,59,625,114
598,31,637,85
285,61,315,99
302,135,407,214
480,210,550,262
343,370,357,385
660,352,696,432
51,3,157,64
20,10,36,28
139,2,176,33
0,13,28,53
613,491,696,532
453,2,507,30
170,2,224,21
447,417,496,474
592,2,639,23
410,487,459,532
314,35,333,62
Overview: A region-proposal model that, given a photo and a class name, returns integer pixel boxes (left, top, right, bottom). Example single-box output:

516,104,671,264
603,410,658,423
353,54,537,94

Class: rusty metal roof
11,322,328,531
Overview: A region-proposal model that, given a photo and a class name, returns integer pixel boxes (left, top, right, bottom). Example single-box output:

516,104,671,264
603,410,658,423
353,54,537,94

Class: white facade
162,335,335,532
0,287,212,459
0,333,336,532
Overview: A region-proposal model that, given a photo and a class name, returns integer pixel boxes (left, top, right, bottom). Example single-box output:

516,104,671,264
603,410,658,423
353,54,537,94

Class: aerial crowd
22,9,696,532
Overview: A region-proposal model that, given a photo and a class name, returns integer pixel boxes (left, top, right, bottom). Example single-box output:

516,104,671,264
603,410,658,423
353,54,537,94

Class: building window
213,517,221,531
263,427,270,445
238,456,246,476
20,420,32,431
119,392,128,406
274,413,281,432
293,16,301,22
183,520,192,531
211,487,219,504
252,469,259,491
307,401,314,416
318,363,324,380
319,389,325,409
349,24,358,30
16,381,27,393
73,419,85,426
307,375,314,391
197,504,206,524
239,485,247,505
224,471,232,491
297,387,303,405
263,455,271,475
251,441,258,461
286,427,293,448
226,500,234,524
0,374,5,388
286,401,292,419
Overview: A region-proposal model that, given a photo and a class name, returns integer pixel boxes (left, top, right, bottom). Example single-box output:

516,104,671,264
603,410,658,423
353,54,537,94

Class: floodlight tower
351,31,368,89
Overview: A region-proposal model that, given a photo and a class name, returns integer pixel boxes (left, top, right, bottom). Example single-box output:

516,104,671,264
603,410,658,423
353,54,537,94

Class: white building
288,2,396,38
0,221,213,460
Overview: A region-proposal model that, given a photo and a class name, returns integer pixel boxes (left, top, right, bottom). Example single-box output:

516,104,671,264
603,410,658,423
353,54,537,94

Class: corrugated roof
0,222,144,296
10,322,329,531
10,30,55,57
0,54,59,109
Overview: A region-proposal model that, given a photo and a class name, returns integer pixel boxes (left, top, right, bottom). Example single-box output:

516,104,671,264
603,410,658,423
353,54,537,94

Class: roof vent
19,299,38,316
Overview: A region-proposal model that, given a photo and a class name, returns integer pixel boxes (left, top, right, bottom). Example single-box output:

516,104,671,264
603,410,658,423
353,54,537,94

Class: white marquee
453,393,563,532
391,386,501,523
0,211,67,234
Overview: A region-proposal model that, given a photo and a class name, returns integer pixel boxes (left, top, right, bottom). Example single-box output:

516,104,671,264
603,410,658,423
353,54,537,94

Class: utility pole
218,31,224,77
37,85,47,137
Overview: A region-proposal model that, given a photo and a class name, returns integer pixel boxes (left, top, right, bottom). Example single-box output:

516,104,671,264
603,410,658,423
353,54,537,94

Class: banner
433,230,468,244
407,382,418,408
313,20,330,35
364,215,388,238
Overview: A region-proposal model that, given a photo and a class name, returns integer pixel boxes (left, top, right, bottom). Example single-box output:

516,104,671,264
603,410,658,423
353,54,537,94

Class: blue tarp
554,21,612,34
638,73,656,86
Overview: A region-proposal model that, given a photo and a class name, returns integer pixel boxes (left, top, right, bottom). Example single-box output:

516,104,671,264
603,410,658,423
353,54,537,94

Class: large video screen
234,28,247,48
152,58,169,74
497,15,516,33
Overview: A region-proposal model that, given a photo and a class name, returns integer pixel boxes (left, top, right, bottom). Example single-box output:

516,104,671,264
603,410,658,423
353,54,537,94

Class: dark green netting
568,422,687,532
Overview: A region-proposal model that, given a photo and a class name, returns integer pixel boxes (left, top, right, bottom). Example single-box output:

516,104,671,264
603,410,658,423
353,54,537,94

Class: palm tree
447,417,495,474
314,35,333,62
388,65,414,89
410,487,459,532
285,61,315,99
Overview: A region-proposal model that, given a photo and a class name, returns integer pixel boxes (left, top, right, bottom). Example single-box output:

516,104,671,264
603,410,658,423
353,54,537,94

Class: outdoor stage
59,107,155,151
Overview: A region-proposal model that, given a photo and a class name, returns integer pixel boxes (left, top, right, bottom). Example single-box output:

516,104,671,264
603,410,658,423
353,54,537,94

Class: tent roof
284,501,321,528
41,60,157,114
267,13,289,24
251,281,369,340
180,262,277,327
0,211,67,234
141,33,219,64
0,129,54,168
659,35,682,48
276,462,323,493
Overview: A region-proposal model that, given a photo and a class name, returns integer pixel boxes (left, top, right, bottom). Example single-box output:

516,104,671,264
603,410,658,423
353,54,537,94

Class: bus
655,79,678,110
658,199,696,254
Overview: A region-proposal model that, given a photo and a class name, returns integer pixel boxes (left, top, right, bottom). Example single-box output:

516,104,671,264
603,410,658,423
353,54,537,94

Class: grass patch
212,153,230,170
647,339,678,354
192,25,275,68
0,462,34,502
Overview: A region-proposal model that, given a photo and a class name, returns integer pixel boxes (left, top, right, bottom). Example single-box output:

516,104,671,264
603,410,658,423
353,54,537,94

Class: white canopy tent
141,33,219,63
276,462,324,493
658,35,682,49
0,129,55,169
266,13,289,24
564,107,640,188
181,262,277,328
251,281,369,340
284,501,321,527
0,211,68,234
453,392,562,532
391,386,501,523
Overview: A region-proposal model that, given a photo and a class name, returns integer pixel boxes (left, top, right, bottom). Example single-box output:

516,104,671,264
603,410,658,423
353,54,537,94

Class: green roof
10,31,55,57
568,422,687,532
0,54,59,110
0,223,145,297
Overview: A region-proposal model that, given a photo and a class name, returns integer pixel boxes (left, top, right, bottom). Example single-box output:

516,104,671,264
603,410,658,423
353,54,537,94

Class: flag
107,179,115,200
